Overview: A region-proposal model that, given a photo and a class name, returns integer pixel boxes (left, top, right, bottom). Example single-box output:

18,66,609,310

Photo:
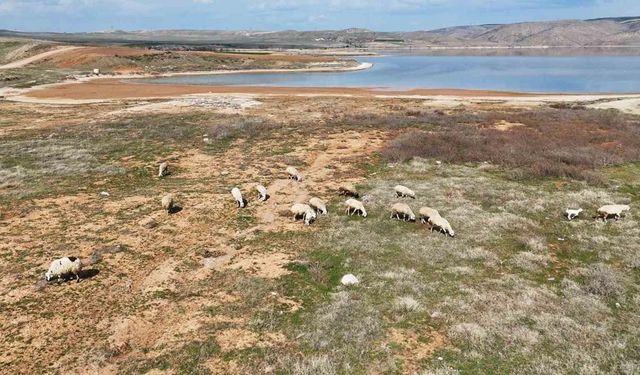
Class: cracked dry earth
0,96,389,373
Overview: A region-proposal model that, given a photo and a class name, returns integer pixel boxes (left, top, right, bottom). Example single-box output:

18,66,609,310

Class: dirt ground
2,88,639,374
0,95,393,373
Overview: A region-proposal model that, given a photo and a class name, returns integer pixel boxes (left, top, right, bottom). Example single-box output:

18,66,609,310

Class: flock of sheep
229,165,456,236
42,161,631,284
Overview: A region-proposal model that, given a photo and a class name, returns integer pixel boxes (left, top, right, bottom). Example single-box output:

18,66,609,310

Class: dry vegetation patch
380,108,640,180
1,97,639,374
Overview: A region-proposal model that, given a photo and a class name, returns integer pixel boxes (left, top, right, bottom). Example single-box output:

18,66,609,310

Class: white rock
340,274,359,286
100,191,110,197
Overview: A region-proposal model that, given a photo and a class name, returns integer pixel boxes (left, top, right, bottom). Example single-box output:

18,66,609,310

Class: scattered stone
199,248,226,258
96,244,125,254
139,217,158,229
340,274,359,286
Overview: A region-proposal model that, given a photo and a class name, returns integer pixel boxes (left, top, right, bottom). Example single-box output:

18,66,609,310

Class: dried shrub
381,108,640,180
582,263,626,298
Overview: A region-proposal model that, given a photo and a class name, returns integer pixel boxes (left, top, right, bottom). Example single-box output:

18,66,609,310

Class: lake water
143,55,640,93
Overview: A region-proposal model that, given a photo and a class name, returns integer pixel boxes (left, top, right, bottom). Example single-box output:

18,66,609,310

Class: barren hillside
2,17,640,49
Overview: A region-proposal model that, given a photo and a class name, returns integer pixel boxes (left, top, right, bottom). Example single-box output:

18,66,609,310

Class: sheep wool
419,207,440,224
231,187,245,208
390,202,416,221
161,194,174,212
338,184,359,198
345,198,367,217
429,215,455,237
394,185,416,199
45,256,82,282
565,208,583,220
309,197,328,215
291,203,316,225
158,162,169,178
286,166,304,182
256,184,268,201
597,204,630,221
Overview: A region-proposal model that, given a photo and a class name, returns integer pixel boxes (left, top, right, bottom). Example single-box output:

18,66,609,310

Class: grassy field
0,97,638,374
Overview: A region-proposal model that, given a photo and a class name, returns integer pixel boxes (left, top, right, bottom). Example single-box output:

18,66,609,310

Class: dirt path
0,46,84,69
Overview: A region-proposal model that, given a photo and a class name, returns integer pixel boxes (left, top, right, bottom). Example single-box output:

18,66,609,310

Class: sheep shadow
79,268,100,280
168,205,183,215
45,269,101,285
262,194,270,202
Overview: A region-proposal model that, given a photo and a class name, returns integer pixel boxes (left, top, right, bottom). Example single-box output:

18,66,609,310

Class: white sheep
565,208,583,220
597,204,630,222
344,198,367,217
256,184,268,201
419,207,440,224
286,166,304,182
390,202,416,221
309,197,328,215
158,162,169,178
290,203,316,225
338,184,359,198
161,194,174,213
428,215,455,237
231,187,245,208
45,256,82,282
394,185,416,199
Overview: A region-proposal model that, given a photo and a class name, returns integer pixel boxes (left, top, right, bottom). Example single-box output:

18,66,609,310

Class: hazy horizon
2,0,640,33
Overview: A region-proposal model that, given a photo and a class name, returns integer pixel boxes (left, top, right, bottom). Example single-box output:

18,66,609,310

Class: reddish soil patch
26,78,537,101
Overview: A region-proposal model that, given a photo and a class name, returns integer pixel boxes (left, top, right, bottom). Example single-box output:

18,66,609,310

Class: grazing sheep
428,215,455,237
394,185,416,199
390,203,416,222
597,204,630,222
419,207,440,224
161,194,174,213
345,198,367,217
566,208,583,220
286,166,304,182
158,162,169,177
309,197,328,215
338,184,359,198
45,256,82,282
290,203,316,225
256,184,269,201
231,187,245,208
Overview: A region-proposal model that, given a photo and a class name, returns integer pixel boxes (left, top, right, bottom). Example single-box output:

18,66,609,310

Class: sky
1,0,639,32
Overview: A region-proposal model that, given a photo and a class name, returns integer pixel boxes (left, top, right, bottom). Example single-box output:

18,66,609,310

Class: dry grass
1,97,639,374
380,108,640,180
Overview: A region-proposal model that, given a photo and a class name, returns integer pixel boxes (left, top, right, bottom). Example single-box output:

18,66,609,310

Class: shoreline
3,61,640,112
0,61,373,101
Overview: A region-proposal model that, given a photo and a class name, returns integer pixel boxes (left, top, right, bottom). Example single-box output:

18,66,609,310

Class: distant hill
2,17,640,49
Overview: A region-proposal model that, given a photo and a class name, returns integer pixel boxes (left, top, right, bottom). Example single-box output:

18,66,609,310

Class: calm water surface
143,55,640,93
